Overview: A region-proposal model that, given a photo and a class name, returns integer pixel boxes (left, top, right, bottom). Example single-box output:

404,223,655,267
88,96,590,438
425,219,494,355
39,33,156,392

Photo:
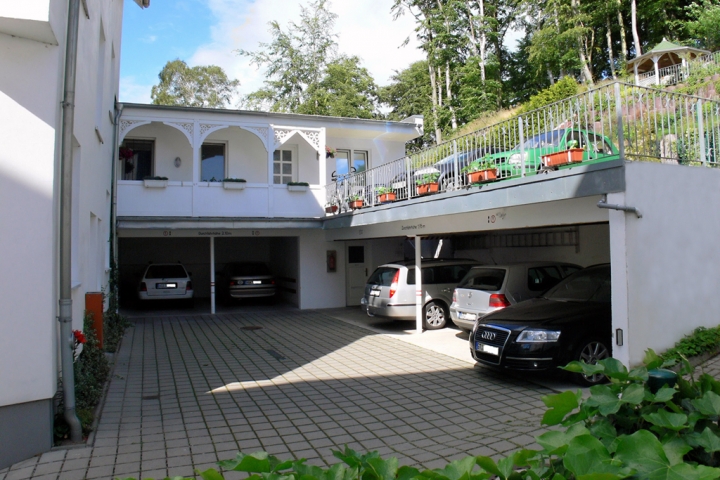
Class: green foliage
375,186,394,195
238,0,339,113
415,173,440,185
144,176,169,181
460,158,496,174
151,60,239,108
686,1,720,51
298,56,379,118
518,76,580,114
287,181,310,186
104,262,129,353
347,194,364,202
663,326,720,363
222,178,247,183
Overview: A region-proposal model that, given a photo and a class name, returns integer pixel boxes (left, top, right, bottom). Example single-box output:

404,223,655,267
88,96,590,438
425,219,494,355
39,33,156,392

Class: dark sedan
470,264,612,386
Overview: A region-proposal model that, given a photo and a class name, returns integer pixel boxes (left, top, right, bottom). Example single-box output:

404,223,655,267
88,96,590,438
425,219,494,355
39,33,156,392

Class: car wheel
423,301,448,330
572,338,610,386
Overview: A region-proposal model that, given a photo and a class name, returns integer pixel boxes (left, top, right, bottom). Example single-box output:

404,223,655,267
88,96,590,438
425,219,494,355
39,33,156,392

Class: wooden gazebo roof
626,39,710,74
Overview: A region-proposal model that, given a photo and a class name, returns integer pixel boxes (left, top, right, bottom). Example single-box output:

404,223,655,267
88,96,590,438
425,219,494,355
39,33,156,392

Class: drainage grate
265,349,286,361
241,326,263,331
142,395,159,400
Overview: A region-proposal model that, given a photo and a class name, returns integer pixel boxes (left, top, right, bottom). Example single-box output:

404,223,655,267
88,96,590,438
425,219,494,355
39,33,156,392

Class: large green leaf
563,435,621,476
687,427,720,453
536,424,590,455
197,469,226,480
661,437,692,465
219,452,294,473
585,385,622,416
692,391,720,417
541,390,581,425
615,430,720,479
652,386,678,403
642,410,688,431
396,466,422,480
562,361,605,377
620,384,646,405
364,456,398,480
576,474,622,480
475,457,500,477
600,358,629,381
644,349,664,371
423,457,488,480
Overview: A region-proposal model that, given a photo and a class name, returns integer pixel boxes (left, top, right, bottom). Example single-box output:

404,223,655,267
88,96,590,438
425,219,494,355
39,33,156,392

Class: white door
345,243,369,306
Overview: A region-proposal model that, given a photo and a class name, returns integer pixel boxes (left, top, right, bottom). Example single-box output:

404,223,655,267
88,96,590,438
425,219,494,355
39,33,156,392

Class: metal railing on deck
325,81,720,214
637,51,720,87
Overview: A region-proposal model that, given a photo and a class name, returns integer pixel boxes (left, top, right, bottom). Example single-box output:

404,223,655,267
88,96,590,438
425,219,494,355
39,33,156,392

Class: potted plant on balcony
143,176,168,188
415,172,440,195
347,194,364,210
222,178,247,190
325,202,339,214
287,181,310,192
375,186,396,204
462,158,498,184
541,139,584,168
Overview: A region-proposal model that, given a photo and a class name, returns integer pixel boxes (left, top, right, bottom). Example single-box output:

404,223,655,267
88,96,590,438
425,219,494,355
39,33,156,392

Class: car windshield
145,265,187,279
367,267,397,286
544,266,611,302
458,268,506,291
229,263,270,276
515,130,565,150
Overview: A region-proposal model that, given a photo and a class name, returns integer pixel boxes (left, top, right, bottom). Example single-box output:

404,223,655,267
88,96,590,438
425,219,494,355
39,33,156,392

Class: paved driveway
1,309,555,480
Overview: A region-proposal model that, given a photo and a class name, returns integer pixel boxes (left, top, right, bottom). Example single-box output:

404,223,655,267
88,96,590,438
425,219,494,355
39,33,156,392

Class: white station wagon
450,262,581,331
138,263,194,303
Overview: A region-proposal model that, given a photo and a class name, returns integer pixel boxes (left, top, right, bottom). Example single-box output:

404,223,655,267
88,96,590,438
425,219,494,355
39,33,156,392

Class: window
120,139,153,180
334,149,368,177
202,143,225,182
458,268,507,291
273,149,293,184
527,266,562,292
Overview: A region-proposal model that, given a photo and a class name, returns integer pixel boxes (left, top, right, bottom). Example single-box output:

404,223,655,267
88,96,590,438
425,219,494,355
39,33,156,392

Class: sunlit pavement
1,306,562,480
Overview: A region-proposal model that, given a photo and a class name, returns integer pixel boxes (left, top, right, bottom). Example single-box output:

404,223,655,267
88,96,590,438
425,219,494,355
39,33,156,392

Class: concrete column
415,235,422,334
210,236,215,314
653,55,661,85
608,191,630,366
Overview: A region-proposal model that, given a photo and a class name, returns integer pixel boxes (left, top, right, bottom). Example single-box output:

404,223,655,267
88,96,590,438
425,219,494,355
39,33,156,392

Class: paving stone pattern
1,310,554,480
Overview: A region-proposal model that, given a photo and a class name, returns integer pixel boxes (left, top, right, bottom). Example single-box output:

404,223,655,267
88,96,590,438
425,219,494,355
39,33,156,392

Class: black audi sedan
470,264,612,386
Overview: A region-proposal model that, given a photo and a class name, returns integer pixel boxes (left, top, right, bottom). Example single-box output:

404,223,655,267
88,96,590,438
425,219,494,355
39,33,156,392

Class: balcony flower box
416,182,439,196
287,182,309,192
542,148,584,167
377,192,397,204
466,168,498,184
325,205,339,214
222,179,247,190
143,177,168,188
348,198,364,210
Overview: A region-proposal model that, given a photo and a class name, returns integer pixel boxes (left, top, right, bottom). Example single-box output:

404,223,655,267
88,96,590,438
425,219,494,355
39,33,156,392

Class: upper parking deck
116,81,719,229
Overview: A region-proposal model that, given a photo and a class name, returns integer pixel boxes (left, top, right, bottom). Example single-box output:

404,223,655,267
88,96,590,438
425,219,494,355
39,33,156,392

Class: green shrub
663,326,720,363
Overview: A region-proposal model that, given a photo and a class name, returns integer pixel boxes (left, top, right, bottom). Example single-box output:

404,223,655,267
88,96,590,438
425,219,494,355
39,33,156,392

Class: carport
117,228,302,311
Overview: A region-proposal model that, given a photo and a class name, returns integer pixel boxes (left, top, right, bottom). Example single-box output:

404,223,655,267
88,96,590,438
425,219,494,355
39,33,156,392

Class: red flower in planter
73,330,86,344
119,147,134,160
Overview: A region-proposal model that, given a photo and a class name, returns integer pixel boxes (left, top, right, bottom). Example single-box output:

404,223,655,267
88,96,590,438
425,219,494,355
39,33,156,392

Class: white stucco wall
0,0,123,409
124,123,194,181
206,127,267,182
620,162,720,365
298,230,347,309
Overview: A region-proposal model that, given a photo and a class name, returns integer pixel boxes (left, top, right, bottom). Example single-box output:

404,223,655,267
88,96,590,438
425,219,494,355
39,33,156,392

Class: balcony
0,1,58,45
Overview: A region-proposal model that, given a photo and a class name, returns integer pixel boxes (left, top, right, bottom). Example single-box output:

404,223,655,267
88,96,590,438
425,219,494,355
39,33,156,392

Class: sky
119,0,426,104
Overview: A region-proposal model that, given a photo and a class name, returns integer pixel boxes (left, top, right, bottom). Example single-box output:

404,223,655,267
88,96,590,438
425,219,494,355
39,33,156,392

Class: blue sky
120,0,424,104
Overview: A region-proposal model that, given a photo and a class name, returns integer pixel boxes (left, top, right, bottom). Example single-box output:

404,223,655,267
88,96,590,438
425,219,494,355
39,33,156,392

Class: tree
150,60,239,108
686,1,720,51
298,56,379,118
238,0,338,113
380,61,434,148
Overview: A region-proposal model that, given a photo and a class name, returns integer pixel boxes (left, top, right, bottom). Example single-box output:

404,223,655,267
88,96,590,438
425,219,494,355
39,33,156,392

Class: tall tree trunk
547,69,555,85
606,18,616,78
631,0,641,56
616,0,628,61
428,63,442,143
478,0,486,82
446,62,457,130
572,0,594,85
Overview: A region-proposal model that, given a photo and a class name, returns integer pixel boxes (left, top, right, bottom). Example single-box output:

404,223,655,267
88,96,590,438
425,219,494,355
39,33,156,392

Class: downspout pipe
597,194,642,218
110,102,124,296
59,0,82,443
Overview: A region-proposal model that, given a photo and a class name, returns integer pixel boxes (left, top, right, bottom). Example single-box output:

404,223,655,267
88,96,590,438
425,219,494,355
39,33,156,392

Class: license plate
252,280,262,284
475,342,499,356
370,289,380,296
157,283,177,289
459,312,477,321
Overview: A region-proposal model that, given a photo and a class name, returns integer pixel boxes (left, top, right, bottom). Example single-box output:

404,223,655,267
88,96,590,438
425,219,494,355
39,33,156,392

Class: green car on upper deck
485,128,620,179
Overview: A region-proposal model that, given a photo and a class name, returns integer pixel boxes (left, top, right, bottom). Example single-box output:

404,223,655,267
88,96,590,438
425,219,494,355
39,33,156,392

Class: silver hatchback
361,259,479,330
138,263,194,302
450,262,581,331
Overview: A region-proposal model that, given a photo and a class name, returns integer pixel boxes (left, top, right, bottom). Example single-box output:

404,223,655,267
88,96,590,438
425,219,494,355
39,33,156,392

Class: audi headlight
516,329,561,343
508,152,527,164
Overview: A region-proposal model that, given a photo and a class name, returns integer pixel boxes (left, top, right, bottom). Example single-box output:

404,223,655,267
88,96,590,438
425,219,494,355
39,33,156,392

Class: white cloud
120,76,153,103
188,0,425,96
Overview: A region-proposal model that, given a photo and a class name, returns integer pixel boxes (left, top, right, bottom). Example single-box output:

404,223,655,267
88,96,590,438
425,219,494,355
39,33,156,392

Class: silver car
450,262,581,331
138,263,194,302
221,262,276,300
361,259,480,330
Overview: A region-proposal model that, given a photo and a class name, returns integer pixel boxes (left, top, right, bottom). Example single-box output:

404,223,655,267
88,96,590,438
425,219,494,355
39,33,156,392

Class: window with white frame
334,149,368,177
273,149,293,184
201,143,225,182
